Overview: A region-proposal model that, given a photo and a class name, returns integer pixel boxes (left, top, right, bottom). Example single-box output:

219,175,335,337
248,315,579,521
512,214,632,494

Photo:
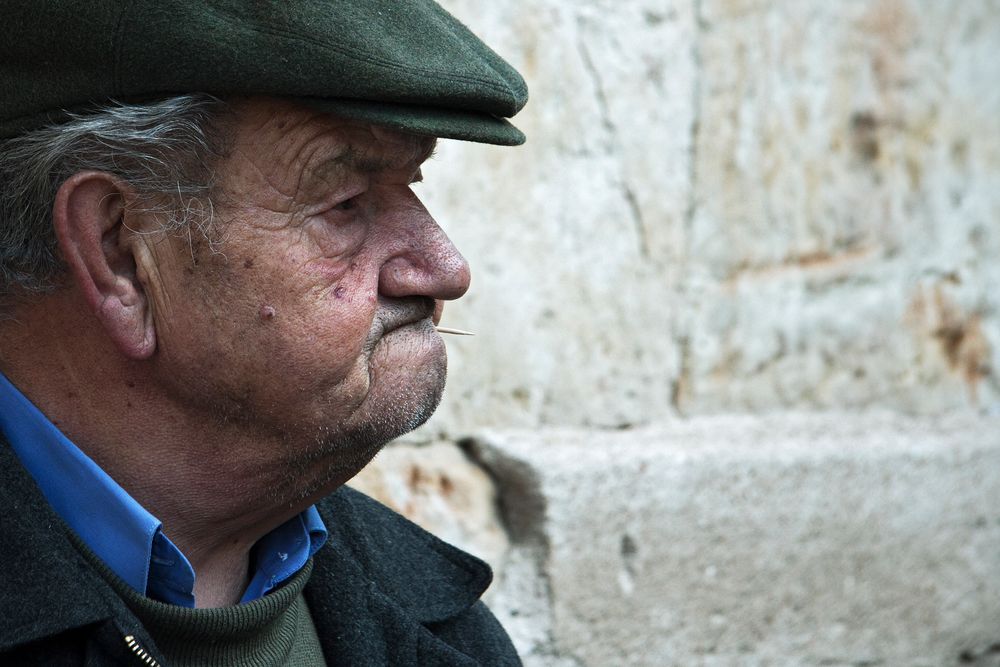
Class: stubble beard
166,311,449,507
271,354,448,505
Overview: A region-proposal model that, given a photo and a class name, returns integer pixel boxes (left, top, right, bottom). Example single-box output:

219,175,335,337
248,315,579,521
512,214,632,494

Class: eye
332,196,359,212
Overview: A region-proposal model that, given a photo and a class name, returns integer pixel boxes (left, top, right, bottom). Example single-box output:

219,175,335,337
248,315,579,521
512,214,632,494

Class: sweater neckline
70,528,313,640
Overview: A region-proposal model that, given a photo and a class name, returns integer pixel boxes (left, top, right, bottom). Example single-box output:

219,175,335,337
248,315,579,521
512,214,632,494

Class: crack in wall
671,334,692,413
684,0,704,246
574,22,615,139
673,0,705,416
575,16,650,260
622,185,651,258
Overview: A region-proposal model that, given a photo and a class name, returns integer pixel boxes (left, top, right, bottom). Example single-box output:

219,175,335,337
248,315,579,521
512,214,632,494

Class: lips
376,296,436,336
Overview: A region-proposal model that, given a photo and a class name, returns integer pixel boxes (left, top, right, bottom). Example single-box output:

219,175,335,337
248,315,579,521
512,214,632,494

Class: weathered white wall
351,0,1000,664
473,416,1000,667
415,0,1000,433
353,416,1000,666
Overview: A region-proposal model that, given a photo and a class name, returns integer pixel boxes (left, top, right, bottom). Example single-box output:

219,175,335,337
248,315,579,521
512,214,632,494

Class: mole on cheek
259,305,277,321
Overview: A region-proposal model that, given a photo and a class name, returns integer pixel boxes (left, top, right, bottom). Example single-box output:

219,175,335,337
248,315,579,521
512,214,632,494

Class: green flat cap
1,0,528,145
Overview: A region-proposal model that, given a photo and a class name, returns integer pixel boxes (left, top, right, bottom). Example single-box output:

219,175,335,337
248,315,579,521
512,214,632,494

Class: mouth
373,296,437,339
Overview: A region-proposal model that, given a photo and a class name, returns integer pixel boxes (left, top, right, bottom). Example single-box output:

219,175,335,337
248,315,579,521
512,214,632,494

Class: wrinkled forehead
228,96,437,176
337,126,437,174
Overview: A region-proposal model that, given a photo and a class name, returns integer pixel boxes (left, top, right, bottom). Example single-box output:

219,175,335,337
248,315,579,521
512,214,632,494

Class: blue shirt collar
0,372,327,607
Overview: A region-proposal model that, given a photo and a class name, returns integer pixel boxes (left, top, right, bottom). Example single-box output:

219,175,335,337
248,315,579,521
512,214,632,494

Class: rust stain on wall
725,244,879,285
908,285,992,402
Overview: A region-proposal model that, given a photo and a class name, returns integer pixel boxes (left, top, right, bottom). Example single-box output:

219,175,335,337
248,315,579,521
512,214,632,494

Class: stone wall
414,0,1000,430
349,0,1000,664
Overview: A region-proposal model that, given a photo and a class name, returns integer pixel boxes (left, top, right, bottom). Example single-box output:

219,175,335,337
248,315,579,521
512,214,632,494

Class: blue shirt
0,372,327,607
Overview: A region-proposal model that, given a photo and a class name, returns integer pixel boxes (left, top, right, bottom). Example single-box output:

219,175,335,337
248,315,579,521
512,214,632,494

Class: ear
52,171,156,360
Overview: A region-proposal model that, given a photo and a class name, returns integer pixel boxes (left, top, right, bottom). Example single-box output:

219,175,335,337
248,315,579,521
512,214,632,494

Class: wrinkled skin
0,97,474,606
139,98,471,489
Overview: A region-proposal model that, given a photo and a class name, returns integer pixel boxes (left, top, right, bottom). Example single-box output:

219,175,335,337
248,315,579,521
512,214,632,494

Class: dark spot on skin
185,267,195,276
66,391,76,399
243,258,254,269
440,475,454,496
334,286,346,299
126,381,136,388
259,305,276,321
126,401,133,408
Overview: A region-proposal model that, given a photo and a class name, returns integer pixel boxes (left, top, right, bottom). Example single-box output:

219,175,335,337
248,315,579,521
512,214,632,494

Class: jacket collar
0,437,122,651
310,486,493,624
0,434,492,650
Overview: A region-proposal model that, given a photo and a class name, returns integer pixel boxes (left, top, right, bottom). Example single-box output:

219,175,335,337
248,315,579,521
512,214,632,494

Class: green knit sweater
73,535,327,667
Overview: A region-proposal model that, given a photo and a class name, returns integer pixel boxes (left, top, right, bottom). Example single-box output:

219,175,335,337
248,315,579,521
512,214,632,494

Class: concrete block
464,414,1000,666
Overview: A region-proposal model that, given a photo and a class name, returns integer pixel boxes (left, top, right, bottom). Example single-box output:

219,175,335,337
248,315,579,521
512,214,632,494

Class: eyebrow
337,137,438,174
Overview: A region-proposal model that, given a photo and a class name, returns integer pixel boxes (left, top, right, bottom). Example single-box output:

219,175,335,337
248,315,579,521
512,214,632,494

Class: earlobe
52,171,157,360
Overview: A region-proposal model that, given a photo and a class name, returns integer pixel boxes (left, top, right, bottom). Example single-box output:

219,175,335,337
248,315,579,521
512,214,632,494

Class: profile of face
138,98,471,481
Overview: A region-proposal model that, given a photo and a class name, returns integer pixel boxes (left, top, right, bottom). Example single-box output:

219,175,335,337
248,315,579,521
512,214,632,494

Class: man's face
138,98,470,482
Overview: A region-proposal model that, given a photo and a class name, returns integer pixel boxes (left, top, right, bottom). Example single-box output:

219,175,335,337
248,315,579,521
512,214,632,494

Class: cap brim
1,97,527,146
301,97,526,146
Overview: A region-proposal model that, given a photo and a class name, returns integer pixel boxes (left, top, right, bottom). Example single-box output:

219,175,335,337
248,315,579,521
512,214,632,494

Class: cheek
306,218,367,262
255,275,377,377
229,306,372,408
285,223,375,295
195,234,381,389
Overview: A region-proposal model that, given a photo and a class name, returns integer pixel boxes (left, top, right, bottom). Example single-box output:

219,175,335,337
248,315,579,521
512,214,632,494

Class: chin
317,354,447,458
369,355,448,437
282,367,447,503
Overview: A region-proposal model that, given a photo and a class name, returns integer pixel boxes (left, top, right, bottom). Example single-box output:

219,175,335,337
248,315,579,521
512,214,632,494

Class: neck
0,294,343,607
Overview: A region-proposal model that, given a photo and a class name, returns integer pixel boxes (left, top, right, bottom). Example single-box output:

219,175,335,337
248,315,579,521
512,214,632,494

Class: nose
377,205,471,304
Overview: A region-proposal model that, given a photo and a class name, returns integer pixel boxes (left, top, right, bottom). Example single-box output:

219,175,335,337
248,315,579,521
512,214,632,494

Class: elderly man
0,1,526,665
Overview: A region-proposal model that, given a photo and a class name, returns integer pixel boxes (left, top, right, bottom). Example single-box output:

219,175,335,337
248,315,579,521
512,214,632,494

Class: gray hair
0,94,230,299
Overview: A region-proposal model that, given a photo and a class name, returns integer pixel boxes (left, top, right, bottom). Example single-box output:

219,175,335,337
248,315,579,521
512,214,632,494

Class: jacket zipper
123,634,162,667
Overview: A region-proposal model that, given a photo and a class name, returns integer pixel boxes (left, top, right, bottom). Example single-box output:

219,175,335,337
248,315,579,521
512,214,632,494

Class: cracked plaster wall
351,0,1000,664
410,0,1000,434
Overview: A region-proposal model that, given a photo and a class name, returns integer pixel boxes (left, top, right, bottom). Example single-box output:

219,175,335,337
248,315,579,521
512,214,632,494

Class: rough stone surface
421,0,696,433
347,441,509,574
352,1,1000,665
683,0,1000,417
461,415,1000,666
414,0,1000,438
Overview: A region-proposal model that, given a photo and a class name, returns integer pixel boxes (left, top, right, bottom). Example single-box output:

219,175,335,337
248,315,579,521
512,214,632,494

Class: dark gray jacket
0,439,520,665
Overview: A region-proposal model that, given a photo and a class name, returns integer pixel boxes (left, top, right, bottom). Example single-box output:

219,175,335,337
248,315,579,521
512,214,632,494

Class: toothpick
435,326,475,336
